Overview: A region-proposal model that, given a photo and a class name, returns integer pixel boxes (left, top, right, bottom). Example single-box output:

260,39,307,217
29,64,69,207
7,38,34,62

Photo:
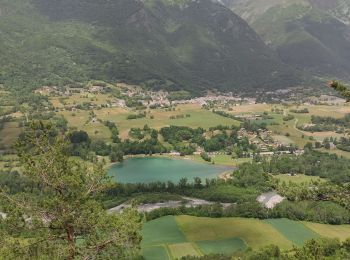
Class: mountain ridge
0,0,304,93
221,0,350,82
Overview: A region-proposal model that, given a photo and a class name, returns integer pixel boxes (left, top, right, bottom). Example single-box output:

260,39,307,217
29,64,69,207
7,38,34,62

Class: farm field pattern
141,216,350,260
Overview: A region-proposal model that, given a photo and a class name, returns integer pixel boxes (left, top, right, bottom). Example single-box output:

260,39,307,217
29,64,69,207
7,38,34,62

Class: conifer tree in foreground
0,122,142,259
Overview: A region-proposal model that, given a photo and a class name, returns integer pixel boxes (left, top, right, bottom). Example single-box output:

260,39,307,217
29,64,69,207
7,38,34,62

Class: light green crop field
303,222,350,241
0,122,22,148
274,174,324,184
229,103,271,114
59,110,111,141
264,219,320,246
176,216,293,250
141,216,350,260
196,237,247,255
142,245,170,260
141,216,187,246
272,135,295,145
168,243,201,259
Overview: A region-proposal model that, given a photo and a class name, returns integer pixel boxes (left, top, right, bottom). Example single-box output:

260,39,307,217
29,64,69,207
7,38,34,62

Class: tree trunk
66,225,76,260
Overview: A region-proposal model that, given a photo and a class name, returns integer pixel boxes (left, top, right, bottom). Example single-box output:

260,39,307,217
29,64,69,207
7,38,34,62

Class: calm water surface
109,157,233,183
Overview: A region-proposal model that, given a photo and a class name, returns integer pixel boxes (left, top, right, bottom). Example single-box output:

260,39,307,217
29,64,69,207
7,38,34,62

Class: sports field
141,216,350,260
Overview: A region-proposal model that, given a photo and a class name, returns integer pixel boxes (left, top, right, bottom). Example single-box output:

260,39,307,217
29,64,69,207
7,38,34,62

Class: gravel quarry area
108,197,232,214
257,191,285,209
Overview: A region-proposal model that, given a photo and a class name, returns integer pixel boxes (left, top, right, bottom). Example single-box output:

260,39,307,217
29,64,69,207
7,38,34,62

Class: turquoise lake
109,157,233,183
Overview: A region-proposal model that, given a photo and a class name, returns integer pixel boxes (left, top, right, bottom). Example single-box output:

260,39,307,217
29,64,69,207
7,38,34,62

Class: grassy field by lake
58,110,111,141
186,154,251,166
95,104,240,139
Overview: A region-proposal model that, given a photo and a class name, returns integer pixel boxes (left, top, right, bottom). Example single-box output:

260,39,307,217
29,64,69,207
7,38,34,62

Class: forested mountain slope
222,0,350,82
0,0,303,93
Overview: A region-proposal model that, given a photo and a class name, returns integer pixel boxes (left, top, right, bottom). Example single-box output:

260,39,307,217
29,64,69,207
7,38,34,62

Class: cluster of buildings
35,84,259,113
35,85,105,96
237,128,304,157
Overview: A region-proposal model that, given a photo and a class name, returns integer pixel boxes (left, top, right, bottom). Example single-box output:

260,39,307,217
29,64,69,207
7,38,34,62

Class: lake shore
109,156,236,184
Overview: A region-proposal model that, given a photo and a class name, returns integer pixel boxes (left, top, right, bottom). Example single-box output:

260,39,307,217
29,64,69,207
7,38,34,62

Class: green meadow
264,219,320,246
141,216,350,260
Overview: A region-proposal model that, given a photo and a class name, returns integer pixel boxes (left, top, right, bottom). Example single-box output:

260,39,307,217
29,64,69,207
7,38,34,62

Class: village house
89,85,104,93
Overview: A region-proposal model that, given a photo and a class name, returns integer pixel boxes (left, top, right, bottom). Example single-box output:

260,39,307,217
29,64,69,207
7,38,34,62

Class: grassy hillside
0,0,303,93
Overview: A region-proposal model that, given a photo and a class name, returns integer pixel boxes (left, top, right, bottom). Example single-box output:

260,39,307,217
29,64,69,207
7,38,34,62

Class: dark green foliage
300,113,350,132
212,110,243,122
104,121,121,143
200,152,211,162
272,201,350,225
160,126,205,145
0,0,302,93
233,163,271,190
127,113,146,120
69,130,90,144
0,171,37,195
263,150,350,184
283,114,295,121
329,81,350,101
90,139,111,156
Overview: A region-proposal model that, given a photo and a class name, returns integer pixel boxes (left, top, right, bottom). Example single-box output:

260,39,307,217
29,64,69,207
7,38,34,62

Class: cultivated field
141,216,350,259
303,222,350,241
0,122,22,149
264,219,319,246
